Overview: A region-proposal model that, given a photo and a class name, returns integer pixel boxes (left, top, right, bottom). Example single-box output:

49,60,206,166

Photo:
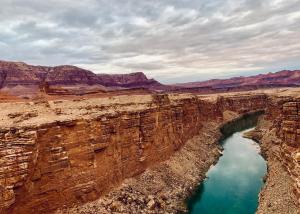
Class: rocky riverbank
1,90,299,214
1,92,269,214
245,115,299,214
61,98,300,214
56,110,264,214
55,121,222,214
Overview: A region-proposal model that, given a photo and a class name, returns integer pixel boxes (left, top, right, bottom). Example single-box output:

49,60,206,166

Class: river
188,128,267,214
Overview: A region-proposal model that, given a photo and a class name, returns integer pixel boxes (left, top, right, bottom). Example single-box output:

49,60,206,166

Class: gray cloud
0,0,300,83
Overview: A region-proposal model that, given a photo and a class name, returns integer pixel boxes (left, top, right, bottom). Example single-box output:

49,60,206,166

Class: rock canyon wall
275,99,300,205
247,96,300,213
0,93,268,214
1,92,299,213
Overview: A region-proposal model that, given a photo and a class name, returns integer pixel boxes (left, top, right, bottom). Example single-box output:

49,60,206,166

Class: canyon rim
1,0,300,213
0,78,299,213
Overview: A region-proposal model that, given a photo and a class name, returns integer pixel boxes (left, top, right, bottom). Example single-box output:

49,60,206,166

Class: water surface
188,128,267,214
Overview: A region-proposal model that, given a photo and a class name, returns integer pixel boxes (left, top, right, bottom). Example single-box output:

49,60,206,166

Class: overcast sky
1,0,300,83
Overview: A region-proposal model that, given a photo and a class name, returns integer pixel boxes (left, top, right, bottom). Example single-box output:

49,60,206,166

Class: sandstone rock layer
0,93,268,213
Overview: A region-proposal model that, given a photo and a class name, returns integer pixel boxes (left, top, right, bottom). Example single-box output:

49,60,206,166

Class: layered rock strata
0,60,163,90
247,97,300,213
56,121,223,214
0,93,268,213
278,100,300,205
57,109,265,214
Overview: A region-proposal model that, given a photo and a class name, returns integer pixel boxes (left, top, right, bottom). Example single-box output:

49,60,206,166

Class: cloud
0,0,300,83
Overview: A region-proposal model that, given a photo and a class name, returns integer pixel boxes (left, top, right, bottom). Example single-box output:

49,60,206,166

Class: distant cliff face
1,60,300,94
97,72,162,88
0,61,44,87
45,66,99,85
0,60,163,90
175,70,300,90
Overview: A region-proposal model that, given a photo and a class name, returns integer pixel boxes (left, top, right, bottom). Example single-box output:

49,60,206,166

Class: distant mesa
0,60,299,97
173,69,300,91
0,60,163,89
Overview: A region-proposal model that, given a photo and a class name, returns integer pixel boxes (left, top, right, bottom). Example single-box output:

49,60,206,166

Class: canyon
0,87,299,213
1,0,300,212
249,95,300,213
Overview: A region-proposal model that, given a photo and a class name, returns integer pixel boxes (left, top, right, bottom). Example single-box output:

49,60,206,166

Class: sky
0,0,300,83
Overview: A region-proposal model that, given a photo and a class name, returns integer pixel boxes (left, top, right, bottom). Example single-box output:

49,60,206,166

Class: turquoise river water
188,128,267,214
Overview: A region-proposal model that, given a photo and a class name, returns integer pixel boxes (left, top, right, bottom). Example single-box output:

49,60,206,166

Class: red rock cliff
0,94,268,213
278,100,300,204
0,60,163,90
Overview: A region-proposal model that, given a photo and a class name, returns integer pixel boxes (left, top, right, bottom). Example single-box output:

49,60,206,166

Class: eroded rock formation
0,60,164,91
246,97,300,213
175,70,300,89
0,93,268,213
